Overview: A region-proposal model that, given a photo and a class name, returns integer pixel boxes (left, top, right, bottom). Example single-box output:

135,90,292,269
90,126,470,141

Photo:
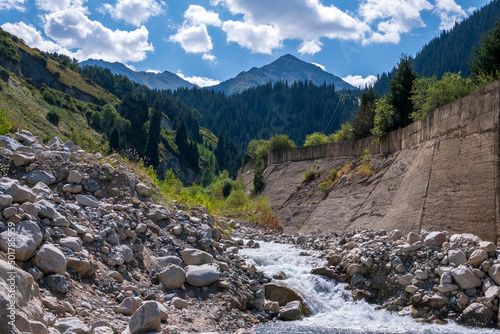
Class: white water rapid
240,241,500,334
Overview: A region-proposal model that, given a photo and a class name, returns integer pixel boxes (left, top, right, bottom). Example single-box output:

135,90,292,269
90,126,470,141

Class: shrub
0,68,10,82
220,178,233,198
319,180,330,192
46,109,60,125
253,160,265,193
329,169,338,181
304,132,328,146
0,109,12,135
42,90,57,105
371,97,396,139
329,123,353,142
303,167,317,182
358,163,375,177
269,134,295,152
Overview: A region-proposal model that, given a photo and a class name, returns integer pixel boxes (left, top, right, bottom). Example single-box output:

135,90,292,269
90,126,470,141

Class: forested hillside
171,82,359,152
373,0,500,95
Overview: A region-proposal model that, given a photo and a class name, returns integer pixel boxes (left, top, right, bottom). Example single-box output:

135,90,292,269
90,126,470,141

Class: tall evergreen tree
109,128,120,153
470,21,500,79
145,101,161,167
352,88,378,139
388,55,417,128
175,121,188,154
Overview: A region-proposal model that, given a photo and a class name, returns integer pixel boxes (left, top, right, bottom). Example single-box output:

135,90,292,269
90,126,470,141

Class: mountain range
79,58,195,91
80,54,355,95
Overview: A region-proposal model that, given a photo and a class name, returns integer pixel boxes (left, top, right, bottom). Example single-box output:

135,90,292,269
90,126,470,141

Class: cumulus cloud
99,0,164,26
202,53,217,62
185,5,222,27
434,0,469,30
146,69,160,74
2,21,74,55
311,62,326,71
176,72,221,87
360,0,433,44
169,25,213,53
342,75,378,88
35,0,73,12
217,0,368,54
169,5,221,55
0,0,26,12
41,4,154,62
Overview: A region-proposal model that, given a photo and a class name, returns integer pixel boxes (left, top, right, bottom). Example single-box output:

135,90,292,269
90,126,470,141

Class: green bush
269,134,295,152
0,68,10,82
371,97,396,139
329,123,353,142
46,109,60,125
304,132,328,146
302,167,317,182
253,160,265,193
329,169,338,181
42,90,57,105
220,178,233,198
410,73,474,121
319,180,330,193
0,109,12,135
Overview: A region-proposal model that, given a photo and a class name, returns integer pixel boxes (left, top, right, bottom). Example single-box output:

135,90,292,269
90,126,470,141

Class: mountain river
240,241,500,334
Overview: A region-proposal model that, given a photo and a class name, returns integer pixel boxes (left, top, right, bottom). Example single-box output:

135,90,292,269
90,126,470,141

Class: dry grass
357,163,375,177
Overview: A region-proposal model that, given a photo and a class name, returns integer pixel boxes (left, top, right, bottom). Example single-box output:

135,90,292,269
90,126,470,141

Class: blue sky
0,0,491,87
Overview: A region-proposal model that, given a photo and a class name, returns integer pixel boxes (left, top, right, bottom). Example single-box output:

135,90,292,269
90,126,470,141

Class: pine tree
145,101,161,167
175,121,188,154
470,22,500,79
109,128,120,153
352,88,378,139
388,55,417,128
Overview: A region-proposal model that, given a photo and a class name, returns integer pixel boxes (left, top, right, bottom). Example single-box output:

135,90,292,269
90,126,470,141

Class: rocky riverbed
236,223,500,329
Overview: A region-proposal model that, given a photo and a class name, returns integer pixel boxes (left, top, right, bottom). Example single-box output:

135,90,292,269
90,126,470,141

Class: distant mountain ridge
79,59,196,91
212,54,355,95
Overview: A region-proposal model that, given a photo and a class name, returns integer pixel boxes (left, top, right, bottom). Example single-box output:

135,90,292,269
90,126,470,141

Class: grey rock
44,274,68,294
136,183,153,197
185,264,220,287
83,180,100,192
181,248,214,266
54,317,89,334
468,249,488,268
62,184,82,194
114,297,142,316
146,205,170,220
451,267,482,290
12,151,35,167
0,194,12,207
279,300,303,321
67,170,82,184
31,182,52,197
11,183,36,203
128,302,162,334
75,194,100,208
423,231,447,247
115,244,134,263
388,229,404,241
0,220,43,261
158,264,186,289
58,237,83,252
33,244,67,274
448,250,467,266
0,134,22,151
22,170,56,185
488,264,500,285
461,303,494,326
171,297,188,309
35,200,58,219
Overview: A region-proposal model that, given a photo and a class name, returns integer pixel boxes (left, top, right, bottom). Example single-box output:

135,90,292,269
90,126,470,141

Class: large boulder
58,237,83,252
66,257,94,277
54,317,89,334
136,183,153,197
75,195,100,208
33,244,67,275
181,248,214,266
423,231,447,247
10,184,36,204
158,264,186,289
22,170,56,185
489,264,500,285
279,300,303,321
448,250,467,266
0,134,22,151
461,303,494,326
34,200,58,219
146,205,170,220
115,245,134,263
185,264,220,287
450,267,482,290
265,283,311,315
468,249,488,268
128,302,162,334
12,152,35,167
0,259,44,323
153,255,183,268
114,297,143,316
0,220,43,261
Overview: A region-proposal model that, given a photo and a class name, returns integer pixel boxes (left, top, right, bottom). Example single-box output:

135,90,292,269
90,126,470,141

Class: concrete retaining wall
240,81,500,242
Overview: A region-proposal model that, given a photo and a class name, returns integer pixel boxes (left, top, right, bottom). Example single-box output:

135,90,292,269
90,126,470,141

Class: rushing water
240,241,500,334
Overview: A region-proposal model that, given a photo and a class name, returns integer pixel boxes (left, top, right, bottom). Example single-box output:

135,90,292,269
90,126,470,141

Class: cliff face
241,81,500,242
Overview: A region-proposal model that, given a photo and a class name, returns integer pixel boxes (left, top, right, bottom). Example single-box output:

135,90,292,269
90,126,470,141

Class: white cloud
0,0,26,12
222,21,282,54
311,62,326,71
99,0,164,26
299,40,323,55
434,0,468,30
124,64,136,71
202,53,217,62
41,4,154,62
169,25,213,54
176,72,220,87
1,21,74,55
35,0,72,12
146,69,160,74
217,0,369,54
342,74,378,88
169,5,221,55
185,5,222,27
360,0,433,44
